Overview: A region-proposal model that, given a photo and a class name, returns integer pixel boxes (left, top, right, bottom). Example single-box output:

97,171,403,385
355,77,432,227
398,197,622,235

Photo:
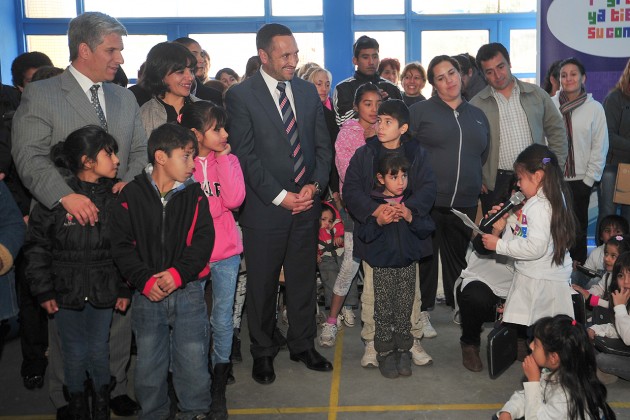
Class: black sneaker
23,375,45,390
377,352,399,379
396,350,412,377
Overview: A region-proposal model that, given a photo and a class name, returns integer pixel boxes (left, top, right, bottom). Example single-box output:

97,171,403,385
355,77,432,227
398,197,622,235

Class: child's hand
147,281,168,302
612,288,630,307
571,284,589,299
522,354,541,382
398,203,412,223
334,237,344,247
485,203,508,233
481,233,499,251
155,271,178,294
216,143,231,157
40,299,59,315
498,412,512,420
376,206,396,226
372,203,390,217
115,298,130,312
587,328,596,340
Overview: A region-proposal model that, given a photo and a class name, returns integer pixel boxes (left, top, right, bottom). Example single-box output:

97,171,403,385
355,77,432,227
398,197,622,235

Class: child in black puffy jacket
24,126,129,419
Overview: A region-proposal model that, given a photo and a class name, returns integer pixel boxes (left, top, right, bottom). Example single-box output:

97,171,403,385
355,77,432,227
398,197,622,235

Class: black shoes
23,375,45,390
109,394,140,417
251,356,275,384
290,348,333,372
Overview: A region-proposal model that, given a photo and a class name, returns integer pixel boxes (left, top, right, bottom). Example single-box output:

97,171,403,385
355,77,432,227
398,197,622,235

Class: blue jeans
598,164,630,230
55,303,113,393
132,281,211,420
210,255,240,366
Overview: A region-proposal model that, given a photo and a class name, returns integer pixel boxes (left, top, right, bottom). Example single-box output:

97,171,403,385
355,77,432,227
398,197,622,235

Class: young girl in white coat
497,315,616,420
482,144,577,326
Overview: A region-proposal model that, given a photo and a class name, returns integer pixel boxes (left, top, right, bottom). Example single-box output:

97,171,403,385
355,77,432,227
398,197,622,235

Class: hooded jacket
194,152,245,262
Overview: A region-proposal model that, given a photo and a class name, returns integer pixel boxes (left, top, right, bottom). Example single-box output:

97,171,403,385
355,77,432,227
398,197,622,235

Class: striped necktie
90,84,108,131
277,82,305,185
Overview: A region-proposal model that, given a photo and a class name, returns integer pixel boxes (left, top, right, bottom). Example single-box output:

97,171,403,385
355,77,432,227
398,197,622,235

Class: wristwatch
311,181,322,196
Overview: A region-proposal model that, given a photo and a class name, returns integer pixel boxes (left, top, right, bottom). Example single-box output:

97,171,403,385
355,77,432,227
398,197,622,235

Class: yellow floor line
327,328,345,420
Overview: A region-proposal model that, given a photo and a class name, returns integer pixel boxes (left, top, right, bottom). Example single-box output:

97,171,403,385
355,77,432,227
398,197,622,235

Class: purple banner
539,0,630,102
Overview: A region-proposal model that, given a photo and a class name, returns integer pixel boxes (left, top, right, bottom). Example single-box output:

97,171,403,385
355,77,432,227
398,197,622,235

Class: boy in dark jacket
110,123,215,420
343,100,436,379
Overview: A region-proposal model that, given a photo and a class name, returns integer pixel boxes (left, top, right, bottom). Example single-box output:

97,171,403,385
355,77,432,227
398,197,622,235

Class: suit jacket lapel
251,72,287,140
291,78,309,145
103,83,121,132
60,71,103,126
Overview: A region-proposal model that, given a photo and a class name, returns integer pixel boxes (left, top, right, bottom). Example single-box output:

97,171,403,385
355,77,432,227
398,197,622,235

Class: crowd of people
1,9,630,420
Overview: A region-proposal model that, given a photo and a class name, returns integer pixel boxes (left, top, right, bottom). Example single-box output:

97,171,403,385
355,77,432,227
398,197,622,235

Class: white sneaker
410,339,433,366
340,307,356,328
420,311,437,338
361,341,379,368
318,322,338,347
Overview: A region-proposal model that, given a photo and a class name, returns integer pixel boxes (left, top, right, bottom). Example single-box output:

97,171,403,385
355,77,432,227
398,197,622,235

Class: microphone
480,191,526,228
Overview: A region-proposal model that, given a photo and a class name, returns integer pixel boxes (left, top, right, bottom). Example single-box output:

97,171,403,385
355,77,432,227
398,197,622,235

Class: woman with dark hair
400,62,427,107
600,58,630,229
242,55,261,80
409,55,489,335
140,42,201,136
378,58,401,86
551,57,608,265
215,68,240,89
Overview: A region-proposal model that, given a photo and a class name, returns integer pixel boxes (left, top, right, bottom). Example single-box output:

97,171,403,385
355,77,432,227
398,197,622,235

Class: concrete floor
1,303,629,419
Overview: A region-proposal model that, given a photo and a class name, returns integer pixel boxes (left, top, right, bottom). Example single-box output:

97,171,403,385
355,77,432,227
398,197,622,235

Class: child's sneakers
396,350,412,377
340,307,356,328
420,311,437,338
410,339,433,366
361,341,379,368
377,351,398,379
318,322,338,348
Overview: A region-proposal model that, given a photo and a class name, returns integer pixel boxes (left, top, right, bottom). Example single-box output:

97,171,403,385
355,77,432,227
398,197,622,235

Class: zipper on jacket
450,109,463,208
161,204,167,269
84,184,96,302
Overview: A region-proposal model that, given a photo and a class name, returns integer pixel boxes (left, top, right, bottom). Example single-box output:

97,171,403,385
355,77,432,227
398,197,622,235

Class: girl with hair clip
573,234,630,309
497,315,616,420
482,144,577,327
588,252,630,383
24,125,129,419
178,100,245,420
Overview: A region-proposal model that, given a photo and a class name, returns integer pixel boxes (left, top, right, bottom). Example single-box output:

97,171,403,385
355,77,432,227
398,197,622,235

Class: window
412,0,537,14
121,35,168,81
509,29,536,75
84,0,264,17
355,31,405,68
354,0,404,15
24,0,76,18
26,35,69,68
272,0,321,16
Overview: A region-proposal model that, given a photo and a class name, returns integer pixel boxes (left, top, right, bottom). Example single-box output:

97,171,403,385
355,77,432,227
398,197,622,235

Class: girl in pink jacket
179,101,245,418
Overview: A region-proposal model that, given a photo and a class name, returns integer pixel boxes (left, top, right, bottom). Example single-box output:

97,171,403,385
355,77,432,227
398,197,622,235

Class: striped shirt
493,80,533,170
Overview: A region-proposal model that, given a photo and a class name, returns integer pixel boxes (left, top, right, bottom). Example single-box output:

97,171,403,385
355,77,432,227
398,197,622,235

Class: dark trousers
457,281,502,347
17,253,48,378
567,180,592,264
480,170,515,215
420,206,476,309
242,211,319,359
373,264,415,353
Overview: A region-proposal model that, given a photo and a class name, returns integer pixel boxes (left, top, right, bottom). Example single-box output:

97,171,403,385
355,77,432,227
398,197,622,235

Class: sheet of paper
450,208,484,235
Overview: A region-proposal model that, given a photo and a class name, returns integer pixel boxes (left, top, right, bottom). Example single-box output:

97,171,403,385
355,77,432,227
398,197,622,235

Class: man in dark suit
225,23,333,384
12,12,145,418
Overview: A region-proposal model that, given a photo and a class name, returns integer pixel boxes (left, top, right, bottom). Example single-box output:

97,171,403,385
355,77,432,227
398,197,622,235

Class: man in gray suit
225,23,332,385
12,12,146,417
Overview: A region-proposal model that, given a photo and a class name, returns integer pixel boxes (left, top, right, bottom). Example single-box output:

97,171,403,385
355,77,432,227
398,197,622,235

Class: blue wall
0,0,18,86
